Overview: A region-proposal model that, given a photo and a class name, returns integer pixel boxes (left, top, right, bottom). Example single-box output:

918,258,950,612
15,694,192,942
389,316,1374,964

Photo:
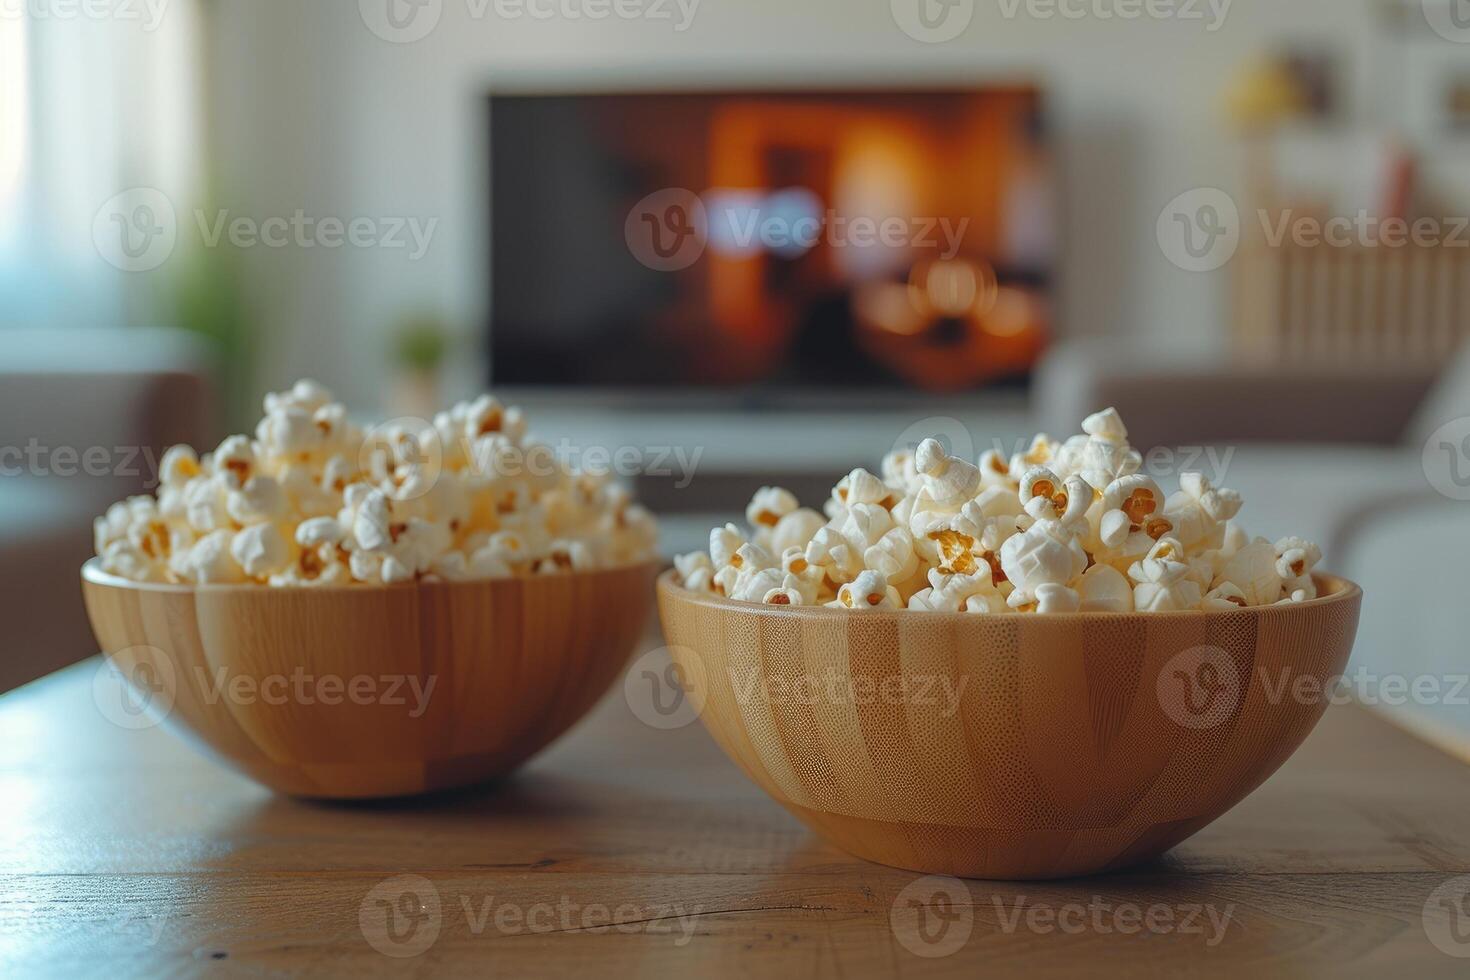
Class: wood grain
1,649,1469,978
80,560,656,798
657,572,1363,880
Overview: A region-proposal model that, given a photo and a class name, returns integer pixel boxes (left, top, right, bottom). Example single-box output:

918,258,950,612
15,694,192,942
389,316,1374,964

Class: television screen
488,88,1055,395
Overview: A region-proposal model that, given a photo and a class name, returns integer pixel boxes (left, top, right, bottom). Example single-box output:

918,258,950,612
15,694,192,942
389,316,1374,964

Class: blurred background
3,0,1470,750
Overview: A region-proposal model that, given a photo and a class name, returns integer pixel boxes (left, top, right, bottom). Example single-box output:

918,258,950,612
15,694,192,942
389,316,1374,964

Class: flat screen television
488,87,1055,397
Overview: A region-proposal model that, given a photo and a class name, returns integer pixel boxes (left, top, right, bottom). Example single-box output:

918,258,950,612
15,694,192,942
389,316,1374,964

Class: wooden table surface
4,644,1470,979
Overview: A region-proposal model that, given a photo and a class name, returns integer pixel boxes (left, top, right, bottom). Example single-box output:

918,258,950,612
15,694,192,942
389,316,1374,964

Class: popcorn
916,439,980,509
231,523,293,578
709,523,745,569
1129,538,1203,612
767,508,825,557
100,538,168,583
839,503,894,549
270,542,350,587
1018,468,1090,527
297,516,345,548
804,526,863,586
1034,583,1082,614
731,566,783,603
674,551,712,582
833,467,892,509
183,476,230,532
762,586,806,606
881,449,921,496
915,566,1004,614
778,546,824,602
732,541,773,571
1214,538,1282,607
1000,521,1088,603
678,408,1322,613
745,486,798,529
185,530,248,584
1078,563,1133,613
977,448,1013,487
93,380,657,586
863,526,918,583
227,476,288,526
159,445,201,488
833,570,902,610
1203,581,1248,611
1164,472,1242,549
1273,536,1322,599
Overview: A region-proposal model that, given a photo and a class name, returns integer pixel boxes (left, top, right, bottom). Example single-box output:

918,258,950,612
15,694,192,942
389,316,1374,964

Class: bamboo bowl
82,559,655,799
657,571,1362,880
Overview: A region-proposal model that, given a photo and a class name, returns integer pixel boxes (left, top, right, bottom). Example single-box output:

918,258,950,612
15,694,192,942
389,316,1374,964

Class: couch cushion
1035,339,1435,450
1406,341,1470,449
1185,444,1422,557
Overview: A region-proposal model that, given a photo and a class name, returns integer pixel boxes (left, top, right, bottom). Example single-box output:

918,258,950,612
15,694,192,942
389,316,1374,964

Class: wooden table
4,648,1470,978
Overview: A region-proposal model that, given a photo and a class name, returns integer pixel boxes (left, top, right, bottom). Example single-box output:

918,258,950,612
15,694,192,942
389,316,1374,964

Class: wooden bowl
657,570,1362,880
82,559,655,799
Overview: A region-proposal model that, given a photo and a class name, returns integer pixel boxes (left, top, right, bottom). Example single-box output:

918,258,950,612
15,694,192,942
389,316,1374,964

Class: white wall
206,0,1424,411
